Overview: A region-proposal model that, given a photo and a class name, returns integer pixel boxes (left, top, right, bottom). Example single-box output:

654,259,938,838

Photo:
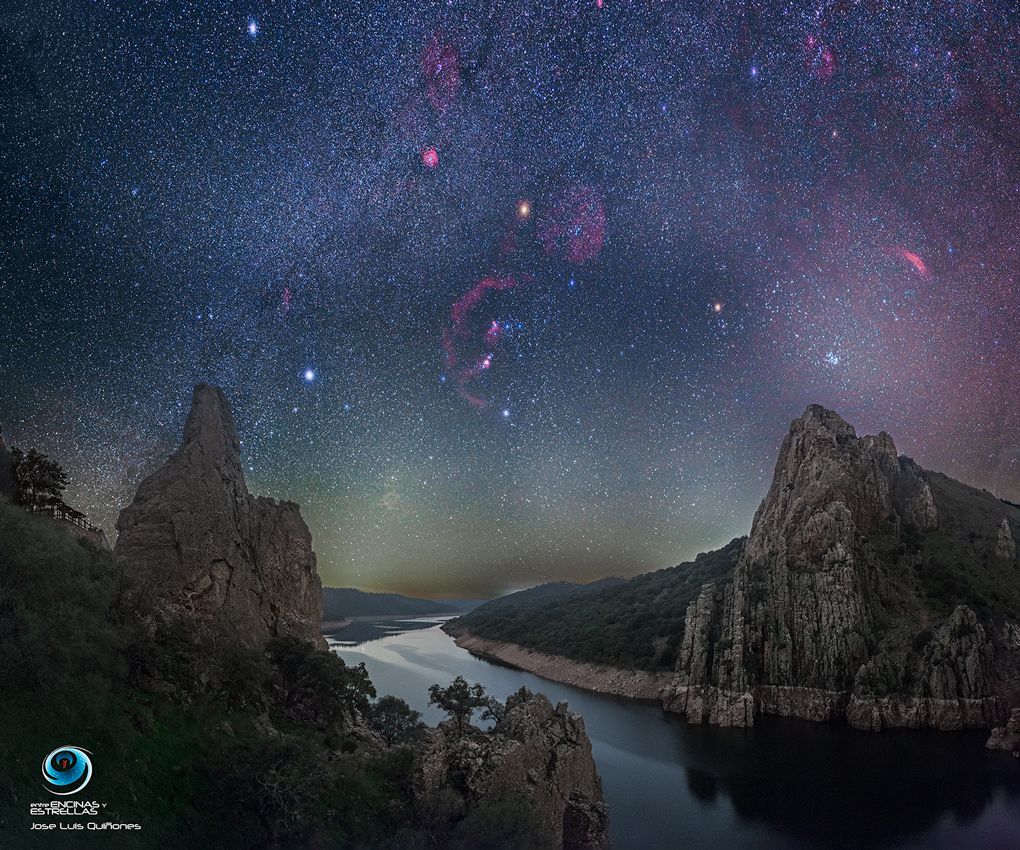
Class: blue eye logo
42,746,93,795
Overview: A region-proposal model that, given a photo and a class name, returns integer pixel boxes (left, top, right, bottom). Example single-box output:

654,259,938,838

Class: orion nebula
442,276,526,409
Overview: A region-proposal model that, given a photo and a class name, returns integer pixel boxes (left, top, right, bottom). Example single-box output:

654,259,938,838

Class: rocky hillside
453,406,1020,731
450,545,741,670
1,385,609,849
115,383,325,649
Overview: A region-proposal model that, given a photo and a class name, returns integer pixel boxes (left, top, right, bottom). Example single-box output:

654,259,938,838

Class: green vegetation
427,676,503,735
368,696,424,746
9,447,69,512
0,499,573,849
0,501,411,848
450,538,745,670
912,473,1020,619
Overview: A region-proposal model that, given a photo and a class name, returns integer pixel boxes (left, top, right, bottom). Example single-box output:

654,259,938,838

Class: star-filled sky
2,1,1018,597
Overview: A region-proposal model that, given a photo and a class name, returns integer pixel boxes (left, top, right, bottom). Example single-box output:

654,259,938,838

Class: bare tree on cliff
11,447,69,513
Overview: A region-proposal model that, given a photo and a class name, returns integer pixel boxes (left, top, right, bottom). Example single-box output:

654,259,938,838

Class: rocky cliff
413,688,610,849
662,405,1020,730
455,405,1020,734
115,384,324,649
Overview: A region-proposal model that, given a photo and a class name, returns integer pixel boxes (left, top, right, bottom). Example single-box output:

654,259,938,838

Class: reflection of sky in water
334,623,1020,850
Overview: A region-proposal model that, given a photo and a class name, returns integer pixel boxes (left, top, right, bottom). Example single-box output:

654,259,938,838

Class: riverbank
447,629,673,701
446,628,1015,734
341,623,1020,850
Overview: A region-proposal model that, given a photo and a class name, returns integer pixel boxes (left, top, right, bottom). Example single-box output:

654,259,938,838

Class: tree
369,695,423,746
427,676,500,735
268,636,376,728
11,447,69,513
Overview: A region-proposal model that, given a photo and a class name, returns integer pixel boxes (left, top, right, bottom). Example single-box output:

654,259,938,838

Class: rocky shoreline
448,630,673,701
451,407,1020,737
449,628,1014,733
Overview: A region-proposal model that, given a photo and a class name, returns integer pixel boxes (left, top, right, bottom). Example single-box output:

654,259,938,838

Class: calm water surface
332,619,1020,850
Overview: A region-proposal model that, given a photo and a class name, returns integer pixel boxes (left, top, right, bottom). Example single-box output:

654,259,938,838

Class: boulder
986,708,1020,755
115,384,324,649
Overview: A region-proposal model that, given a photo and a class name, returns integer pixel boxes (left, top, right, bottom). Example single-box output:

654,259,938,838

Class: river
331,618,1020,849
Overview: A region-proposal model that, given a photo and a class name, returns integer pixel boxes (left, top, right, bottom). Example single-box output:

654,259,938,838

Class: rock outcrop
115,384,324,649
997,518,1017,561
986,707,1020,756
413,688,609,849
659,405,1019,730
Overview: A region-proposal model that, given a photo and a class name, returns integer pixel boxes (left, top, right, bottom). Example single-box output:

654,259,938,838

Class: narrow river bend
331,619,1020,850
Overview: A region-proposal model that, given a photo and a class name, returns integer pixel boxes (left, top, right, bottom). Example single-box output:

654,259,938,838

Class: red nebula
803,35,837,81
538,186,606,264
892,247,930,277
442,276,523,408
421,147,439,168
421,33,460,112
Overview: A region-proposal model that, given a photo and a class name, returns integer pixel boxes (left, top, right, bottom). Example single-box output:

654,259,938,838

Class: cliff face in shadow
1,385,609,850
115,384,324,650
414,688,609,850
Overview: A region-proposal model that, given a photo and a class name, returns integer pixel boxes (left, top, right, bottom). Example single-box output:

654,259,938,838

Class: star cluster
1,1,1017,597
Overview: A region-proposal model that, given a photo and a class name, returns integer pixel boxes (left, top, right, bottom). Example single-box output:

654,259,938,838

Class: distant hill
469,576,629,614
322,587,483,620
447,541,744,669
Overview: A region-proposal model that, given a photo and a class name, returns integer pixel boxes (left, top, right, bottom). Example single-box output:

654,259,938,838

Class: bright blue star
247,18,259,38
303,369,315,382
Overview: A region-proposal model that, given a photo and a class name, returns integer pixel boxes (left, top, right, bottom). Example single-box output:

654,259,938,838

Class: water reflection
333,622,1020,850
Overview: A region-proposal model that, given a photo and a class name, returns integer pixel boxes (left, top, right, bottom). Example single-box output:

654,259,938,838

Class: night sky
2,1,1018,597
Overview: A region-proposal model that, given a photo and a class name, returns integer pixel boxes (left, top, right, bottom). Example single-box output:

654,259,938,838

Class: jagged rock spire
663,405,1011,732
115,384,324,649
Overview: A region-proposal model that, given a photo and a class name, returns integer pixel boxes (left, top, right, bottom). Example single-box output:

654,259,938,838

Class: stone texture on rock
985,708,1020,754
660,405,1017,731
115,384,324,649
997,518,1017,561
412,688,609,849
